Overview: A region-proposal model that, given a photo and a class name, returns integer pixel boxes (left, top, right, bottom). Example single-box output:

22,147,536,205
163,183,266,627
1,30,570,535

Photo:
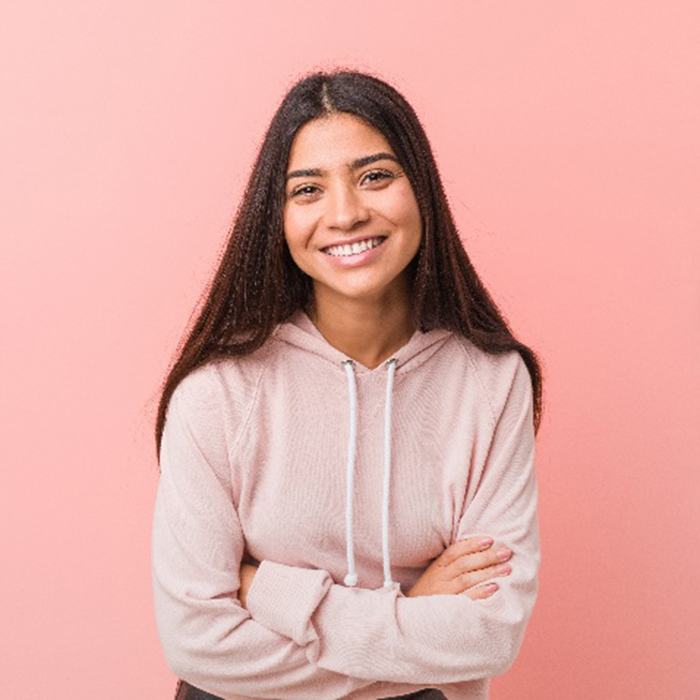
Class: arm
245,353,542,684
151,374,380,700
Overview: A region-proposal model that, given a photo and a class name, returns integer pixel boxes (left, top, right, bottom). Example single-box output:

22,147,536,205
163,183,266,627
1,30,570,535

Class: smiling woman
283,113,423,327
152,68,544,700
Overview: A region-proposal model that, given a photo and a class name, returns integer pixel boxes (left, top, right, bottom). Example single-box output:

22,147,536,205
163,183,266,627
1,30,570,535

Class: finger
450,546,512,580
455,560,512,590
438,553,507,594
437,535,496,568
441,539,508,575
463,582,499,600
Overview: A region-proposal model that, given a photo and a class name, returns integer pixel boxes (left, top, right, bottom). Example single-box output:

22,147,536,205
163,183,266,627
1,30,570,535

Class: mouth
320,235,388,257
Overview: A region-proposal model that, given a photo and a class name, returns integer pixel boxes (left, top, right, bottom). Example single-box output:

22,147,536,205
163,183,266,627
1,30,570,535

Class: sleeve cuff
245,560,333,645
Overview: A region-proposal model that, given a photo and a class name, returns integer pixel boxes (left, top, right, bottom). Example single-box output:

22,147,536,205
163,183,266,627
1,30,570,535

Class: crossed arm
152,355,540,697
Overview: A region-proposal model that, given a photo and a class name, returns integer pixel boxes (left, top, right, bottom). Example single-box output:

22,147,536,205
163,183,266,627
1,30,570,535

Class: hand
238,562,259,609
406,535,513,600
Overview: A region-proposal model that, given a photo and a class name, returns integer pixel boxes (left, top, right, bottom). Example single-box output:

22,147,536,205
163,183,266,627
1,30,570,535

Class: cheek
283,209,308,252
386,190,422,239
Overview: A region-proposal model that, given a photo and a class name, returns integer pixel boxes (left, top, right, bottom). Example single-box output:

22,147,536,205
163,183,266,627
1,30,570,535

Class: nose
324,180,370,230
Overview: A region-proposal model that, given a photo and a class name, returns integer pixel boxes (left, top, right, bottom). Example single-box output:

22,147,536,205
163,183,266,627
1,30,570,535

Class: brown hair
154,68,545,460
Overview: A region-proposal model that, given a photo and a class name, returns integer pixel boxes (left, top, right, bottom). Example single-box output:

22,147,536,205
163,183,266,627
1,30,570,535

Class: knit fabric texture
151,308,541,700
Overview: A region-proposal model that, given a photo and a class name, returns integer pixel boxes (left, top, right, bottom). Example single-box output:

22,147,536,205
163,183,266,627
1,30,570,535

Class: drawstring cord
342,358,359,588
382,357,398,591
341,357,401,593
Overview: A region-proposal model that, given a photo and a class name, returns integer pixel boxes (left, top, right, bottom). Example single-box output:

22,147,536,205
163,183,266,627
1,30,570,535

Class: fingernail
478,537,494,549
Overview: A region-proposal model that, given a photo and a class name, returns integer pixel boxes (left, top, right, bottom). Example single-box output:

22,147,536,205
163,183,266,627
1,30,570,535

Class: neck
307,280,416,370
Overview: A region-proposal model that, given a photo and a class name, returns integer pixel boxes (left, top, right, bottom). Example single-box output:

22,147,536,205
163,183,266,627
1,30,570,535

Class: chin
318,277,401,302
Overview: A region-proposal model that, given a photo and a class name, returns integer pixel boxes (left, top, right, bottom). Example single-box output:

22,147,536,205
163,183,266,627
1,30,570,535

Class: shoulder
168,343,272,440
452,336,532,427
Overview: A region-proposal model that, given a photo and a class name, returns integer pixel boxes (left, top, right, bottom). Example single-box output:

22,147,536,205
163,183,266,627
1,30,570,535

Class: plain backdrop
1,2,698,698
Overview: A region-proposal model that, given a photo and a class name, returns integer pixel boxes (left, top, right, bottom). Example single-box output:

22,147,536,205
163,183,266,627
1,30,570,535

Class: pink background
2,2,698,698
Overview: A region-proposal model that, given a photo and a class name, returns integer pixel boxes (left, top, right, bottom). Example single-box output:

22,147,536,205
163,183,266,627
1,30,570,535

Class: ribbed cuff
245,560,333,645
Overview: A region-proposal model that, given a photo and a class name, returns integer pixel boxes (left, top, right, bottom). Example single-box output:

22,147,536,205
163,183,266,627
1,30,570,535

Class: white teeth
324,237,385,257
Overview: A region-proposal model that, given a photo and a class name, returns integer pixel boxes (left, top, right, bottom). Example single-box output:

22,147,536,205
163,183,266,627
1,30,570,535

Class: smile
322,236,387,258
319,235,389,269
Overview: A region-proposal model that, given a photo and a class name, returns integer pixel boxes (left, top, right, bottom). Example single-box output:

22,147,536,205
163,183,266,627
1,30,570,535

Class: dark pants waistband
175,679,447,699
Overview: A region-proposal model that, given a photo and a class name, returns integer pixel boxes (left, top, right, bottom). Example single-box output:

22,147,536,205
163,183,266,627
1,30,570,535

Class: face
283,112,422,307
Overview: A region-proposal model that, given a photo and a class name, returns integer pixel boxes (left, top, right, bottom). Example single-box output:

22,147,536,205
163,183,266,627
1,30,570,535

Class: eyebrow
285,152,399,182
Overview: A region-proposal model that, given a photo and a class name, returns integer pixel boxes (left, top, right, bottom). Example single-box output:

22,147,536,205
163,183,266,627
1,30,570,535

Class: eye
288,170,395,200
361,169,394,185
290,184,320,198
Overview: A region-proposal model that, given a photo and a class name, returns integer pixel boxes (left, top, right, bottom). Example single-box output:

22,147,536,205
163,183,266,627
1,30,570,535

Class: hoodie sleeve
245,353,541,684
151,370,380,700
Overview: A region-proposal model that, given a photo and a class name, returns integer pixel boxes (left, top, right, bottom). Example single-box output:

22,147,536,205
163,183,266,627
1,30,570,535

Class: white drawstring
342,359,359,587
382,358,398,591
341,358,401,593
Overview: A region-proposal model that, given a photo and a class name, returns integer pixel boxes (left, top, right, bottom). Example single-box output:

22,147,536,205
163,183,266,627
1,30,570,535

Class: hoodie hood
271,308,453,593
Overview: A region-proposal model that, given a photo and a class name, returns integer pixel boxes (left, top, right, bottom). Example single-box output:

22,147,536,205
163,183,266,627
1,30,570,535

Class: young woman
152,69,544,700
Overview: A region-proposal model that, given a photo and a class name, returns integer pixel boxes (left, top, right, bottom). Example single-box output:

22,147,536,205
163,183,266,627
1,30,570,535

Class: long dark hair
154,67,545,461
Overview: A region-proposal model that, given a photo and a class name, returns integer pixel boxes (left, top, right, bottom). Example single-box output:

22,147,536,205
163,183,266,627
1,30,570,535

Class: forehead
287,113,392,167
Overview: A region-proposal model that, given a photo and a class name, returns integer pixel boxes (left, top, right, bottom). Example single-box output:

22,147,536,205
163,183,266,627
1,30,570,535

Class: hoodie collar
271,308,453,593
272,308,452,376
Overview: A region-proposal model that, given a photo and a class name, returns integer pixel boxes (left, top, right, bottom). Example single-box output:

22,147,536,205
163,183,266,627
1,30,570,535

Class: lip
319,235,388,269
319,234,386,251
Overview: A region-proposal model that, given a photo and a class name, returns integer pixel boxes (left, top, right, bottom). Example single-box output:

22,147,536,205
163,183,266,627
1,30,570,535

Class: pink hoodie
151,308,541,700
